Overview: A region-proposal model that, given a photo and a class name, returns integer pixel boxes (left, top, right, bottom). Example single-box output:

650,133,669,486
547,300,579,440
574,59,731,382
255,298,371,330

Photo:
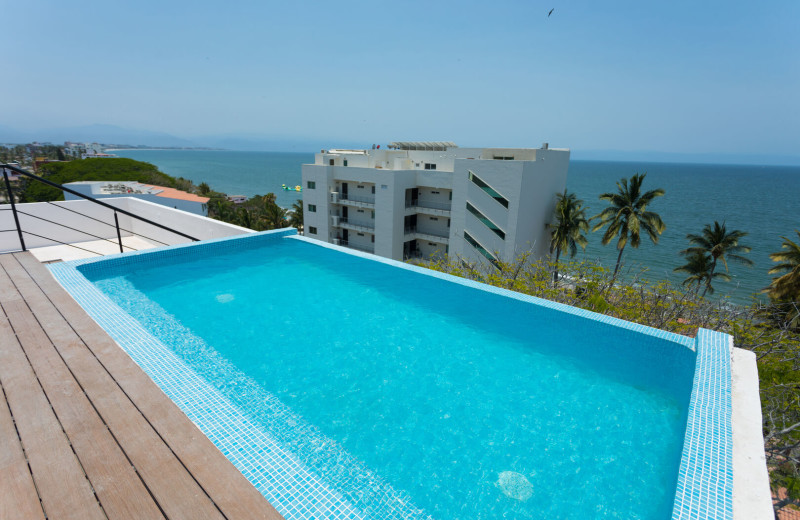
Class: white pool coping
731,346,773,519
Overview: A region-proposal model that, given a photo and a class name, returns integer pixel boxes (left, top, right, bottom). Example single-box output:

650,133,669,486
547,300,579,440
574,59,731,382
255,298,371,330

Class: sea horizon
111,148,800,304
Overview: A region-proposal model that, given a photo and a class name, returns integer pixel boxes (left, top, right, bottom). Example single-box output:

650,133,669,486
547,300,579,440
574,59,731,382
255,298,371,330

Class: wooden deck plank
13,252,283,520
0,381,45,520
0,254,223,520
0,309,107,520
0,260,168,520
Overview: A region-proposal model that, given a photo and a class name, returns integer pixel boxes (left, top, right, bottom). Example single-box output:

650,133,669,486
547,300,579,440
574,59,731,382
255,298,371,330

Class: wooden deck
0,252,284,520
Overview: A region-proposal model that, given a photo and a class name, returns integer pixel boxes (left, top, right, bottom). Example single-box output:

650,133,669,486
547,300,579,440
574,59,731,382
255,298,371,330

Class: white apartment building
301,142,569,266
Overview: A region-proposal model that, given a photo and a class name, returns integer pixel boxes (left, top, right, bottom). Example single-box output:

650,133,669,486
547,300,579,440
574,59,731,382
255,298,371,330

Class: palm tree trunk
612,247,625,281
553,248,561,287
702,261,717,298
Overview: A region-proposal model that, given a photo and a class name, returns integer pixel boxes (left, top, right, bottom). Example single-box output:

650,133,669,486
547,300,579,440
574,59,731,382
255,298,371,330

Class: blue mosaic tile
48,230,734,520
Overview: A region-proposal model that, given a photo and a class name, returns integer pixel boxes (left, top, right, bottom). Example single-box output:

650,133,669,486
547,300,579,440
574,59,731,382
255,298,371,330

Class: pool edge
47,230,760,520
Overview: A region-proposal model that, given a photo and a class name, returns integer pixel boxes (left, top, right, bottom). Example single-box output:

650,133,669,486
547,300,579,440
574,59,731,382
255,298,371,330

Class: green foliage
591,172,666,279
678,221,753,297
549,189,589,285
20,158,187,202
765,231,800,328
289,199,304,233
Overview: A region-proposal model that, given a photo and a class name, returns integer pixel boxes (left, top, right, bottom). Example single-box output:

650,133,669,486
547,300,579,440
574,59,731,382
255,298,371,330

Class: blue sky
2,0,798,158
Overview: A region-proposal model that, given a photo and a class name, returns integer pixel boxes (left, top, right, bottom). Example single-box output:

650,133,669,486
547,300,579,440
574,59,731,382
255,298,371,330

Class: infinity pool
51,231,730,520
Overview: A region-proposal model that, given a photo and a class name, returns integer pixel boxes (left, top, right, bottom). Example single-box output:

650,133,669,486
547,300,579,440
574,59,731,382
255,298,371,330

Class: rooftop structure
301,142,569,264
64,181,210,216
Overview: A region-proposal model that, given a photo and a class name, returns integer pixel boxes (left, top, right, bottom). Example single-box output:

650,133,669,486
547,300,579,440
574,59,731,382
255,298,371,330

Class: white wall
0,197,251,253
0,199,134,252
64,184,208,216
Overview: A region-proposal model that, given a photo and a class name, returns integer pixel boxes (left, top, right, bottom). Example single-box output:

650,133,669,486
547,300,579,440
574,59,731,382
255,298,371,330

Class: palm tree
680,221,753,296
764,231,800,325
288,199,303,234
591,173,665,280
262,193,287,229
674,252,730,295
548,189,589,285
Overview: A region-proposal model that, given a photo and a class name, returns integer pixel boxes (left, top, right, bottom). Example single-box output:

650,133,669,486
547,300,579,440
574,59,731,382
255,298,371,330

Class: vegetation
676,221,753,296
591,173,665,280
21,158,194,202
765,231,800,328
548,189,589,286
205,191,294,232
289,199,304,233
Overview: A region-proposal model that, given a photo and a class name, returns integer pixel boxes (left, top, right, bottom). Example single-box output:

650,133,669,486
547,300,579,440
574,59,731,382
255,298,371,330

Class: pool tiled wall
49,230,733,520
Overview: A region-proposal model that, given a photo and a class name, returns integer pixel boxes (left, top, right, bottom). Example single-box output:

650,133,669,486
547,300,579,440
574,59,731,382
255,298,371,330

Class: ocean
112,149,800,302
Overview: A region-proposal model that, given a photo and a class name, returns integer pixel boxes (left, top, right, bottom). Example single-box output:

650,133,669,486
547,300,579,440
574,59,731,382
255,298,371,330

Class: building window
430,217,438,221
307,181,316,189
308,204,317,212
357,185,364,189
344,159,348,167
431,191,439,194
449,191,452,200
371,235,375,243
329,159,334,166
466,202,506,239
372,186,376,194
493,156,514,160
309,226,317,234
424,163,437,170
468,170,509,208
371,211,375,219
357,209,364,213
464,231,499,268
357,232,364,236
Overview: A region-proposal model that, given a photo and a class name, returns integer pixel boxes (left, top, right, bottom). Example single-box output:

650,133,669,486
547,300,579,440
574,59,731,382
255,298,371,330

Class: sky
2,0,799,159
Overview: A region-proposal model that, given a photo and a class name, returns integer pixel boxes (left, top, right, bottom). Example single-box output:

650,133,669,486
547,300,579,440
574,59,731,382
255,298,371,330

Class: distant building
63,181,210,216
227,195,247,204
302,142,569,265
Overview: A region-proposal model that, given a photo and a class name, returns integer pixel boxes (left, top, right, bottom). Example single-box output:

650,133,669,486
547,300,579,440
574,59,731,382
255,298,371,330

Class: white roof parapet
387,141,458,151
327,149,368,155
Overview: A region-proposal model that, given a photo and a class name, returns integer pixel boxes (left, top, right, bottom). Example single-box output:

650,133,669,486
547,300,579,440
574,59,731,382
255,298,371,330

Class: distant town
0,141,220,170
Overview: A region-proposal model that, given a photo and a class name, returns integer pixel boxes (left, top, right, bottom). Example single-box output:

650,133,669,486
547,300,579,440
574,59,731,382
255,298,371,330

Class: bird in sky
548,8,554,17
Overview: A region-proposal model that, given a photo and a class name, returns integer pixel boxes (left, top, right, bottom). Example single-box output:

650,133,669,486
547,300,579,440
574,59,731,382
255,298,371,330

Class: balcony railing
339,193,375,205
405,198,452,211
340,240,374,253
404,225,449,240
339,217,375,230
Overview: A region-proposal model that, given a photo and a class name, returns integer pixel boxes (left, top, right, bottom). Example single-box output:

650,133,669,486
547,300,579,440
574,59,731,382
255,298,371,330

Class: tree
288,199,303,234
764,230,800,327
674,252,730,294
679,221,753,296
548,189,589,286
197,182,211,196
591,173,665,280
262,193,287,229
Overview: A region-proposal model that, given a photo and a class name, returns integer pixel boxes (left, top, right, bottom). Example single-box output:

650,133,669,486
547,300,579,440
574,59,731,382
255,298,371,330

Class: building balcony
403,226,450,244
336,240,374,254
404,198,451,216
337,217,375,233
330,192,375,208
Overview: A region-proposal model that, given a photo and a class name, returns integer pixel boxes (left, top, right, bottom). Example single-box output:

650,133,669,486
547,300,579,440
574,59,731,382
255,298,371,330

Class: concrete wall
0,197,251,253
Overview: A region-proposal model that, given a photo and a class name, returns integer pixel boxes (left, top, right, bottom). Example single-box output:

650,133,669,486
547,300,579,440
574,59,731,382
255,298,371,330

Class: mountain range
1,124,798,166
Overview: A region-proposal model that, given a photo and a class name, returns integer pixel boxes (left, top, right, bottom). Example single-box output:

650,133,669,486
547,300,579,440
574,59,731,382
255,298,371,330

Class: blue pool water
80,237,695,520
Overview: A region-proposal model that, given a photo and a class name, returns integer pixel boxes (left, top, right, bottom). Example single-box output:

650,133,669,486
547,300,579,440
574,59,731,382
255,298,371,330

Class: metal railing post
113,211,124,253
3,167,26,251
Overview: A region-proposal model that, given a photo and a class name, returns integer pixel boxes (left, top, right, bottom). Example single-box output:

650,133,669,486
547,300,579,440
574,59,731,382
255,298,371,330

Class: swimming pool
50,229,732,520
